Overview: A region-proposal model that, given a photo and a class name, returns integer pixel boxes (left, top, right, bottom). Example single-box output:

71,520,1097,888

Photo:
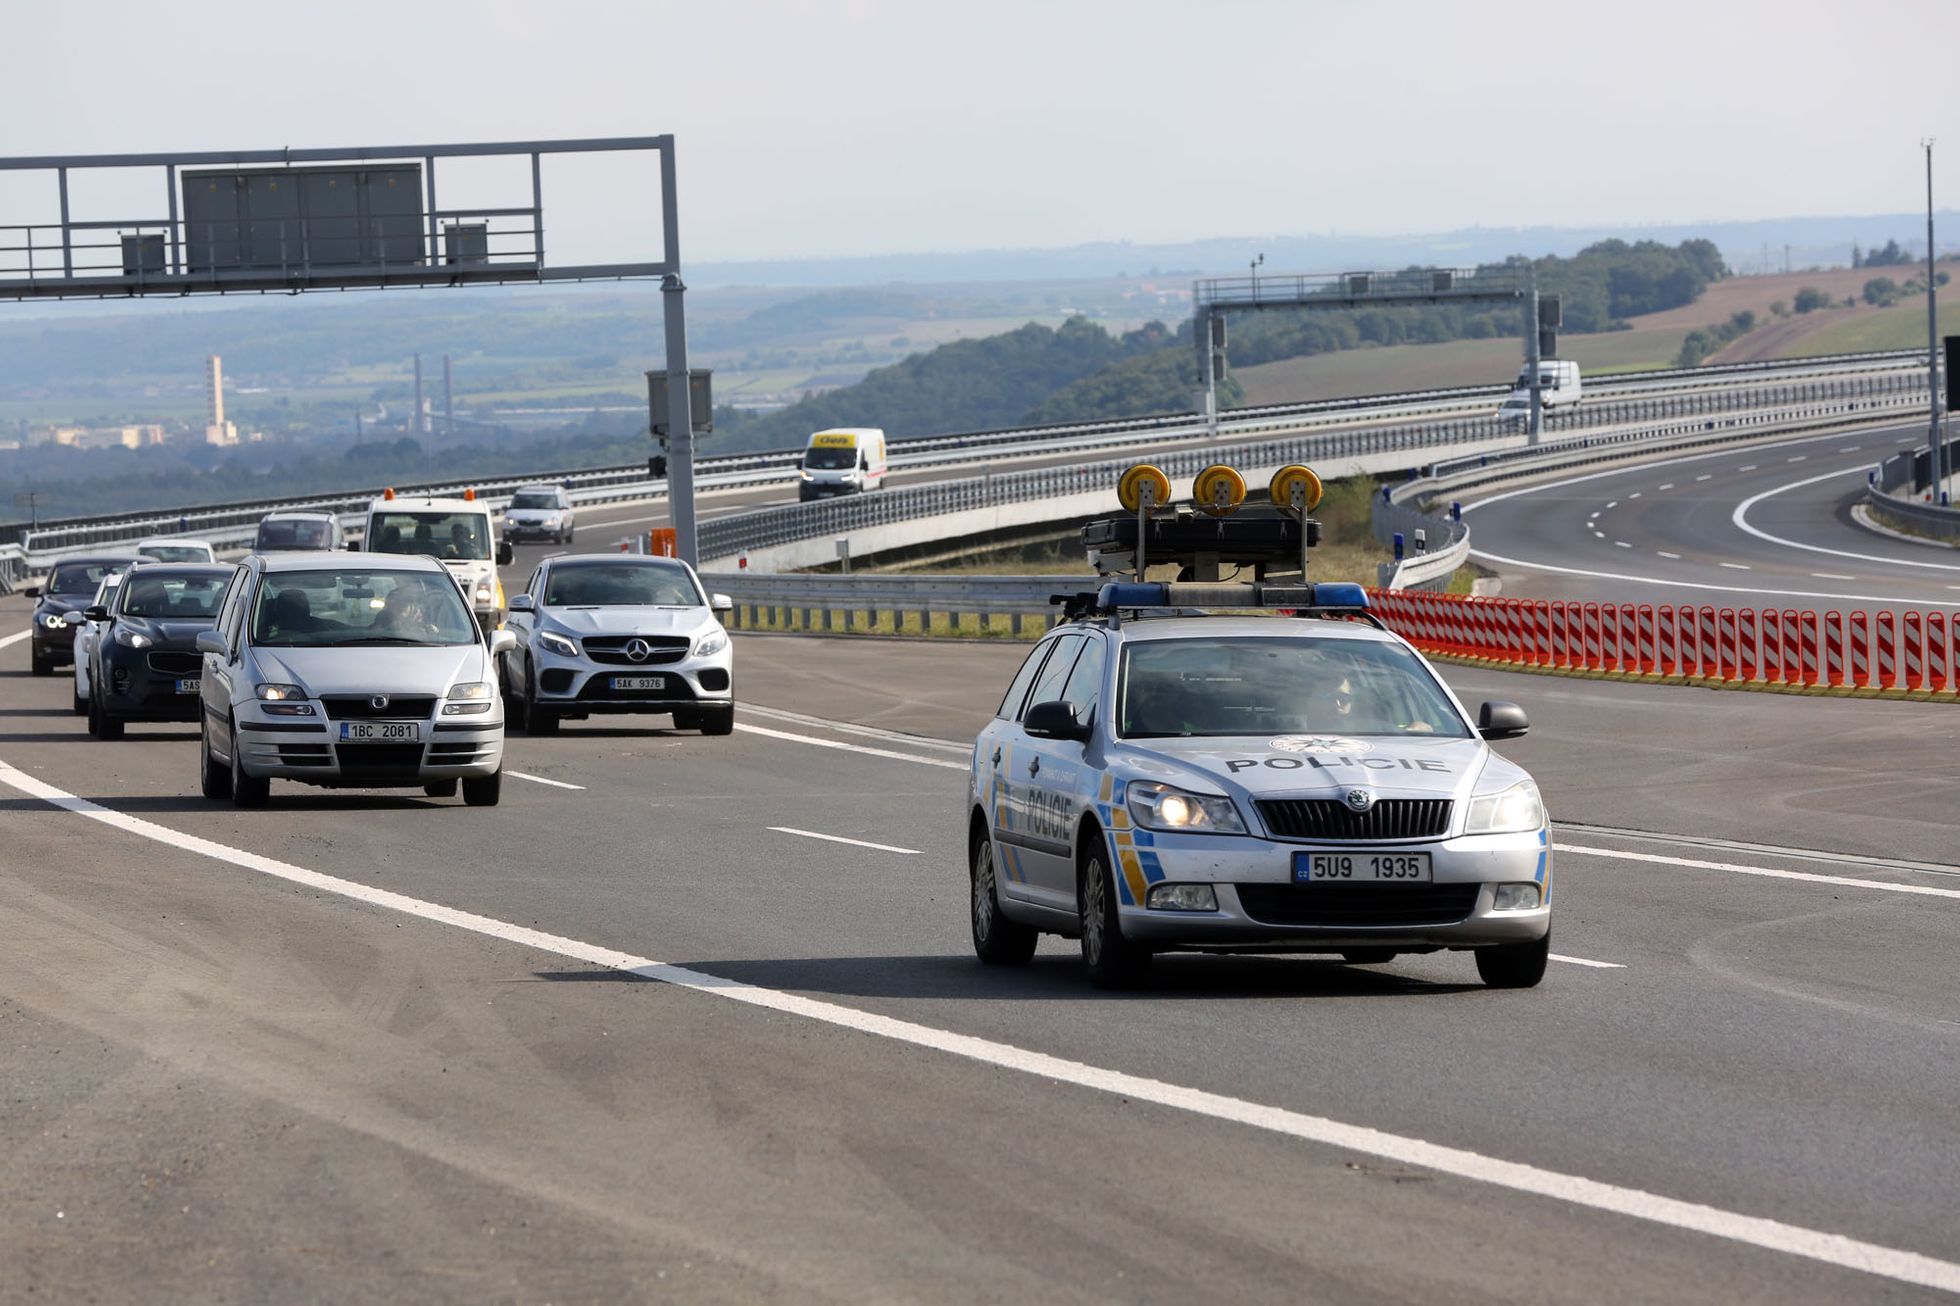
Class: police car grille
1235,883,1480,928
321,695,436,720
1257,799,1451,841
582,636,690,666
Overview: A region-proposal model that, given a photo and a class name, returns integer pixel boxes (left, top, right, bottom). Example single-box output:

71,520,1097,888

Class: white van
1501,359,1582,417
361,489,514,632
798,428,889,501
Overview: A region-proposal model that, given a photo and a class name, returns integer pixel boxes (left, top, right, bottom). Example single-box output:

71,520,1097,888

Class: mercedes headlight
1463,781,1545,834
537,630,579,657
113,626,153,648
1127,781,1245,835
694,628,728,657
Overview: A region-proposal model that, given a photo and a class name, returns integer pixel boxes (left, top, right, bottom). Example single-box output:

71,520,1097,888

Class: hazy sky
7,0,1959,266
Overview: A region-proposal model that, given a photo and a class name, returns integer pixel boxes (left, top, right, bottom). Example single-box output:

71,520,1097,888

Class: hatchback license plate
610,675,666,691
175,679,200,694
1294,851,1432,883
339,720,423,743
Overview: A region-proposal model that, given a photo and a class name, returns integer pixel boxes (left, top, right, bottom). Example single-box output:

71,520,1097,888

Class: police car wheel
970,834,1036,965
1475,933,1549,989
1079,849,1149,988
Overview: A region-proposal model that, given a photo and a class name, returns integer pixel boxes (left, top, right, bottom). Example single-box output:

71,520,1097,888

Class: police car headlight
1492,883,1542,911
1146,883,1219,911
1464,781,1544,834
537,631,579,657
1127,781,1245,835
694,628,728,657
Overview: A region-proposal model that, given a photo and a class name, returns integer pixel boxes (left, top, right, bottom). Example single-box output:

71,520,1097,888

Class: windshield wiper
332,636,437,646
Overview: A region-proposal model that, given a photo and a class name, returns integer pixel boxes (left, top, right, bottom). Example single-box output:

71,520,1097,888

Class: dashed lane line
1550,954,1625,970
1,758,1953,1295
768,826,922,855
507,771,586,791
1718,562,1752,570
1657,551,1682,560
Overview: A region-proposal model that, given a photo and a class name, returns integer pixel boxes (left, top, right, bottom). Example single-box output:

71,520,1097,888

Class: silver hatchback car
196,553,515,807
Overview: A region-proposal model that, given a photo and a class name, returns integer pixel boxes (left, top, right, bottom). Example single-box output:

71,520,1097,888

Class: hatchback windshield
119,573,229,619
49,562,121,595
250,570,478,647
368,511,491,561
139,545,210,563
256,518,335,551
543,561,702,607
1118,637,1470,739
509,491,560,510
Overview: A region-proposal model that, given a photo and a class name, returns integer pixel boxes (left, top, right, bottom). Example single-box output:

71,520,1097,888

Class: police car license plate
1294,851,1432,883
610,675,666,691
175,679,200,694
338,721,423,743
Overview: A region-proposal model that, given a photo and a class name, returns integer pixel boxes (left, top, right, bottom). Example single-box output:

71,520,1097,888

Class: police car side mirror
1477,701,1529,740
1024,700,1090,742
496,541,515,566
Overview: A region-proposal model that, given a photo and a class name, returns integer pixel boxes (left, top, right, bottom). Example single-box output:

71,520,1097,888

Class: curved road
2,601,1958,1300
1464,422,1960,609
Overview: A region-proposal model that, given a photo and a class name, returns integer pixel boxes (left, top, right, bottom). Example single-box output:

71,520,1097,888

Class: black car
24,553,142,676
84,564,235,739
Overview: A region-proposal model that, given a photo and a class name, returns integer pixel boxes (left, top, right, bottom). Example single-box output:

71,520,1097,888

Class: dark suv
24,554,142,676
84,564,235,738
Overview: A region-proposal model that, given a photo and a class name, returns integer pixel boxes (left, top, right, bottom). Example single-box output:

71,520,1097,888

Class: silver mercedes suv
196,553,515,807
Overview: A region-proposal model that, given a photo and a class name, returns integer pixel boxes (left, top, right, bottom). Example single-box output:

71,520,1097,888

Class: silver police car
967,582,1551,989
196,553,514,807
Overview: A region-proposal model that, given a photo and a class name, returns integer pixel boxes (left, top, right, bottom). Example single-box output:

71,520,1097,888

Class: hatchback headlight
443,681,493,715
257,683,305,701
1463,781,1545,834
113,626,153,648
537,630,579,657
694,628,728,657
1127,781,1246,835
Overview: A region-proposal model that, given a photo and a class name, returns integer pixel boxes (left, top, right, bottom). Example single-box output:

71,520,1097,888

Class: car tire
523,669,558,736
423,779,459,798
970,830,1036,965
72,685,87,715
31,650,53,677
462,770,502,807
230,721,270,809
564,527,574,544
88,692,124,740
1341,948,1399,965
1079,846,1149,989
699,705,734,736
200,715,233,801
1475,933,1550,989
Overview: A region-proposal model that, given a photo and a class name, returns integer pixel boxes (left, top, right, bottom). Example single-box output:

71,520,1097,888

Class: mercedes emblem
625,638,653,663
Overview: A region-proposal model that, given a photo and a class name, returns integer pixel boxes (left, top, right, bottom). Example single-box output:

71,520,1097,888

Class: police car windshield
1117,637,1471,740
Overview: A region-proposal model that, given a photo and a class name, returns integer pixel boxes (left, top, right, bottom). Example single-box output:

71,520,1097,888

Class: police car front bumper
1109,827,1551,951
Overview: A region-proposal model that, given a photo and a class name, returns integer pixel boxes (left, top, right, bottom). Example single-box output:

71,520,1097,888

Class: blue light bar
1092,581,1369,612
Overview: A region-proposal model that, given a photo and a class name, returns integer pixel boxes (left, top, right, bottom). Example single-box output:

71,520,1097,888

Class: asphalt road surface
3,600,1957,1302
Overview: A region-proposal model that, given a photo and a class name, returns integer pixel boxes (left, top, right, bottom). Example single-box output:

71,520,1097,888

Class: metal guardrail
1370,497,1470,591
1862,489,1960,542
703,572,1098,636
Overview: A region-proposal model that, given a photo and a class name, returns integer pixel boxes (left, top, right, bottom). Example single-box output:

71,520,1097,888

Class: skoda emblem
369,694,390,711
1343,787,1375,813
625,638,653,663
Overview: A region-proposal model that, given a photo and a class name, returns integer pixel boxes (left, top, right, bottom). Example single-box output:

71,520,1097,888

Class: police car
966,463,1550,989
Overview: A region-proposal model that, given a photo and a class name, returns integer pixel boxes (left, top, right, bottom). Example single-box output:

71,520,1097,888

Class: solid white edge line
507,771,586,791
0,629,32,650
1559,844,1960,901
1549,953,1625,969
768,826,922,855
1732,469,1960,574
1,761,1956,1293
738,703,971,754
733,721,968,770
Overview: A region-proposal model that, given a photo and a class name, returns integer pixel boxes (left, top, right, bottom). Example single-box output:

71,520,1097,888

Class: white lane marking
738,702,970,754
1550,954,1625,970
1733,470,1960,574
1592,530,1606,539
1718,562,1752,571
1657,551,1682,560
1465,544,1960,607
0,629,31,649
507,771,586,791
733,722,968,770
1811,573,1856,580
1,763,1954,1295
1588,511,1601,521
1605,500,1618,509
1555,820,1960,880
1560,843,1960,901
1656,483,1675,491
1628,492,1642,499
1787,456,1807,463
1839,447,1861,454
1695,474,1713,481
1738,465,1757,472
768,826,921,855
1614,541,1633,549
